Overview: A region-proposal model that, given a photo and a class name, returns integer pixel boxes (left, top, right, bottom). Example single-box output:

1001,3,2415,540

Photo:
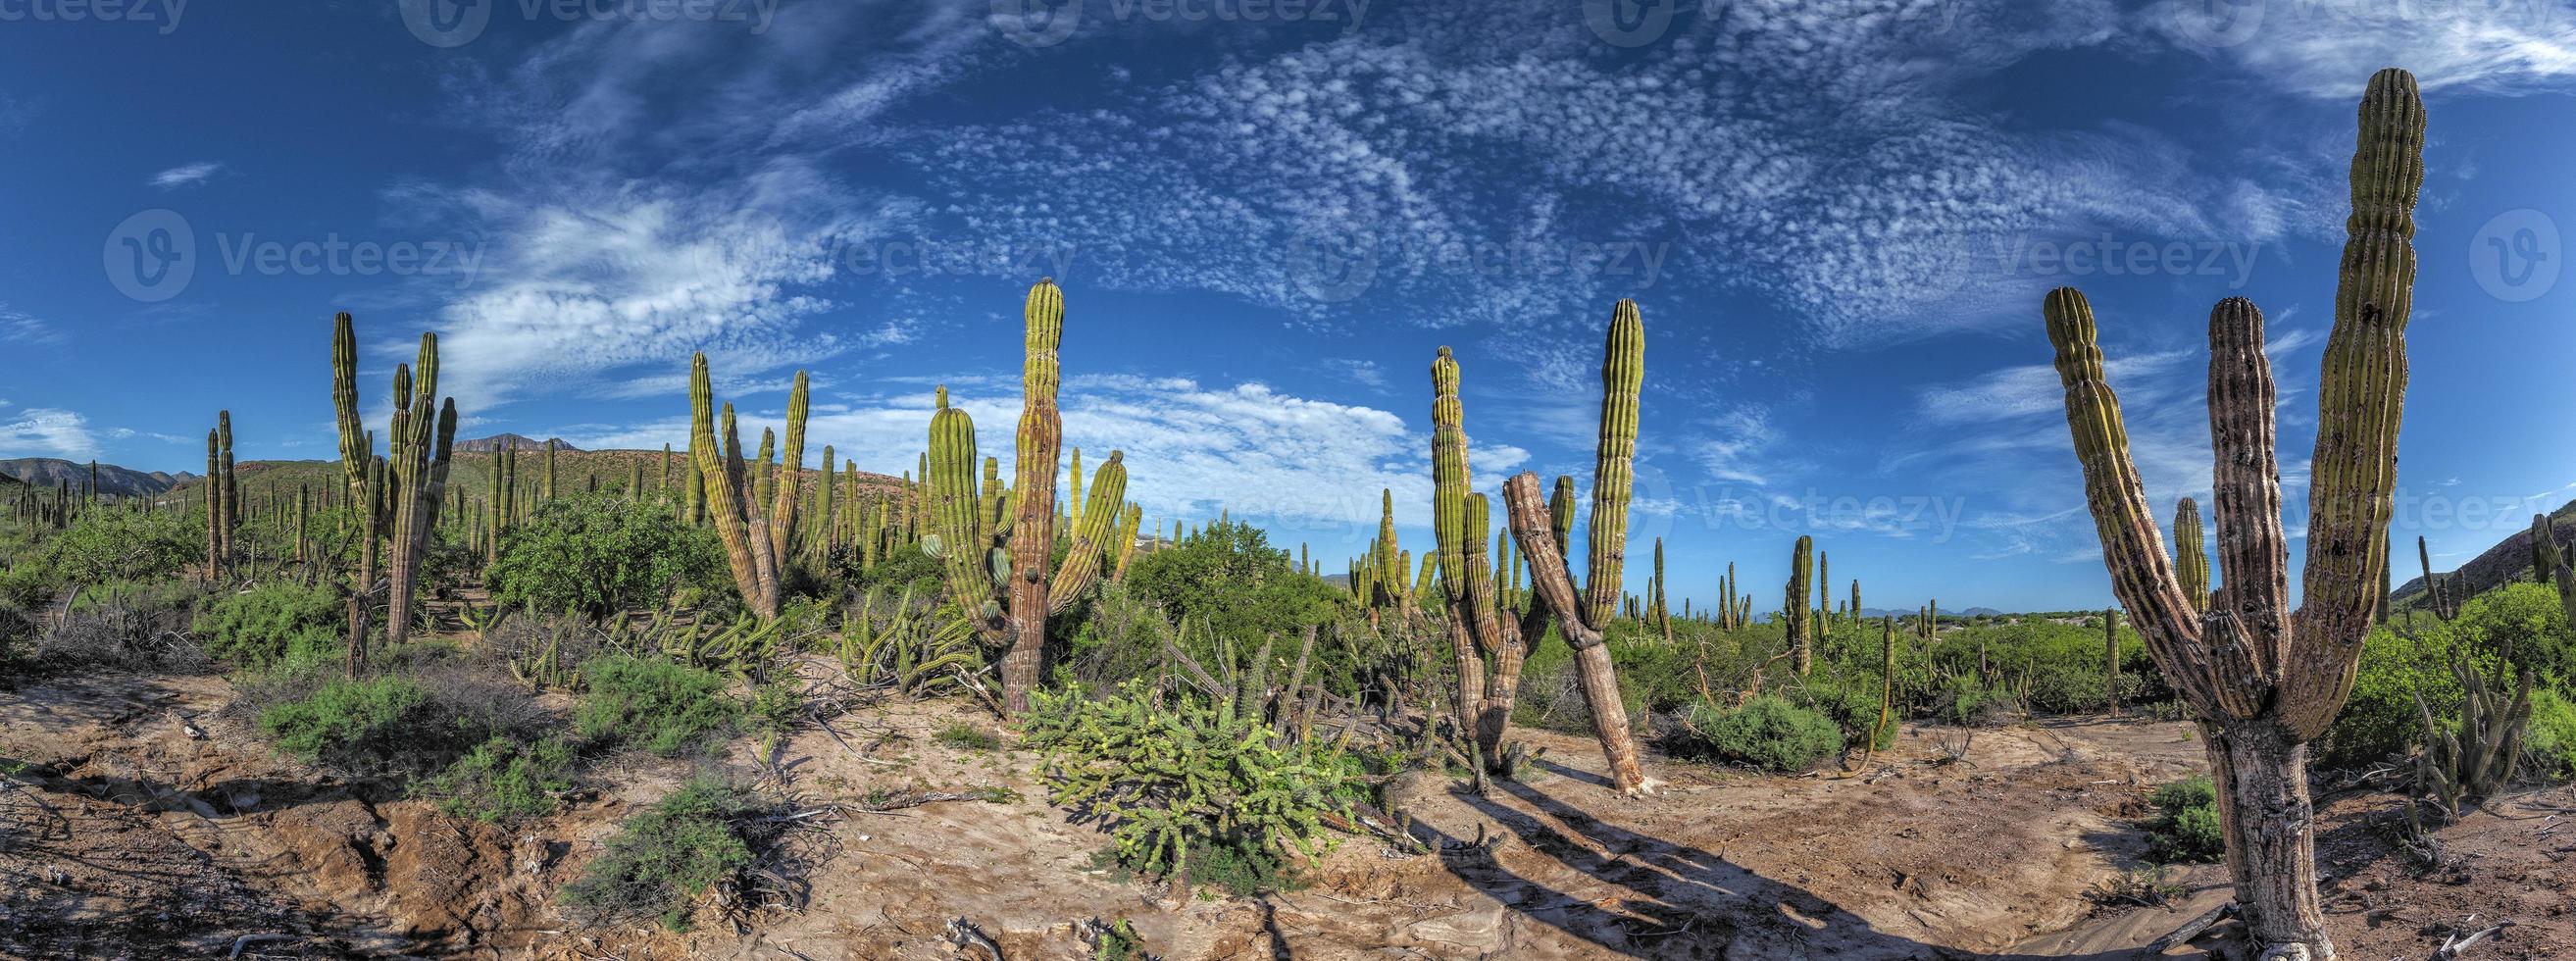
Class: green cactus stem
2174,497,2209,614
687,355,808,621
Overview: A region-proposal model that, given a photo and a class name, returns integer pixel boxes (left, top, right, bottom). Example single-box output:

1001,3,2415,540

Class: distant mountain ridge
0,457,193,498
2393,496,2574,607
453,433,582,453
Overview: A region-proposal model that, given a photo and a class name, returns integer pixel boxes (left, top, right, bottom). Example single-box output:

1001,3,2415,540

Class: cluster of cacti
923,279,1131,716
203,412,236,582
1785,535,1812,676
2042,69,2422,960
837,584,981,696
686,355,810,622
2414,647,2533,817
1482,300,1651,794
331,315,459,673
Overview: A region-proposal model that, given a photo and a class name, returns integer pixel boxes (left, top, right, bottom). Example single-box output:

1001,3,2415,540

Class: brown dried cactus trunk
2040,65,2423,961
1503,473,1644,793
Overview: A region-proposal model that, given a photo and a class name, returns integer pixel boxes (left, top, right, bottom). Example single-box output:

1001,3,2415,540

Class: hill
172,447,911,509
452,433,582,454
2392,496,2574,608
0,457,193,498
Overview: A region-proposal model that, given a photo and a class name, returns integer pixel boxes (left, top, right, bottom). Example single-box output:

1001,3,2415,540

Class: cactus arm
2174,497,2210,614
1581,300,1644,626
688,354,769,618
767,371,809,561
331,313,368,501
926,394,1004,640
1047,451,1129,610
2204,298,2289,689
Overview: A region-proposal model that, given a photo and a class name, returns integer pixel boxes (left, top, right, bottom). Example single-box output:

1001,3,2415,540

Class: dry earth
3,669,2568,960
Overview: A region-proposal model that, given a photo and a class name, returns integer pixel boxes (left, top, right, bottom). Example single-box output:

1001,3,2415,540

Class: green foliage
2146,775,2224,864
560,776,767,926
1788,673,1898,751
193,581,344,670
934,722,999,751
259,676,436,771
421,734,577,823
27,509,200,587
1123,521,1343,643
1683,697,1842,773
488,494,731,618
2313,587,2564,771
1023,680,1354,892
575,655,741,755
2523,687,2576,782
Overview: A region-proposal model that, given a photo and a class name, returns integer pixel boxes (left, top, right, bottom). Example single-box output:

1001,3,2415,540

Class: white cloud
149,161,224,189
0,306,59,345
0,408,99,459
2144,0,2576,98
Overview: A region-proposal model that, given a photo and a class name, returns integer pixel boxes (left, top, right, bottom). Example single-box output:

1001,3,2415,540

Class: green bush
194,581,344,670
33,510,200,586
2320,621,2496,771
259,676,436,771
2524,687,2576,782
576,655,741,755
1024,680,1354,891
1685,697,1843,773
2146,775,2224,863
421,734,578,823
561,776,769,928
488,495,731,618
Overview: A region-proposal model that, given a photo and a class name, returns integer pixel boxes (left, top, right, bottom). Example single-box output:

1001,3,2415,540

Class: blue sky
3,0,2573,612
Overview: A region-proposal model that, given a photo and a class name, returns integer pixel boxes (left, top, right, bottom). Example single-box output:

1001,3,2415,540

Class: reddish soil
4,670,2568,960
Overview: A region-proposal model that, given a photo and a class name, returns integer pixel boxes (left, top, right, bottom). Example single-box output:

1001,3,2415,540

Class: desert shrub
2146,775,2224,863
1927,675,2021,727
193,581,343,670
25,580,209,675
2523,687,2576,783
421,734,578,823
488,494,731,618
1123,523,1345,648
576,655,741,755
1023,680,1355,892
31,510,200,585
260,676,437,769
934,722,999,751
251,662,551,778
561,776,774,929
1683,697,1843,773
2319,622,2493,771
0,565,53,610
1789,674,1897,751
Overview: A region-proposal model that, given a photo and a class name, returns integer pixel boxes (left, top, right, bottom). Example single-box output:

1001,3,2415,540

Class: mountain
0,458,193,498
2392,497,2574,609
170,448,912,509
453,433,582,453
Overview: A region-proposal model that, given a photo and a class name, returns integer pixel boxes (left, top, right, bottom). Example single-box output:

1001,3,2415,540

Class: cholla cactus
923,279,1131,715
2042,69,2423,959
686,355,808,621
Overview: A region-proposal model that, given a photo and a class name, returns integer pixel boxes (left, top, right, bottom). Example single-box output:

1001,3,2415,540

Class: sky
2,0,2574,613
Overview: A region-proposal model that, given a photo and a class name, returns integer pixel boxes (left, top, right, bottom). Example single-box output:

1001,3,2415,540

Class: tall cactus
923,279,1130,716
203,419,232,582
2042,68,2422,961
2174,497,2209,613
384,334,458,651
686,356,807,621
1496,299,1651,794
1786,535,1813,676
2104,607,2122,717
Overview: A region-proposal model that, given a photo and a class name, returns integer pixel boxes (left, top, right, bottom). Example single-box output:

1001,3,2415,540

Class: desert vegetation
4,66,2573,960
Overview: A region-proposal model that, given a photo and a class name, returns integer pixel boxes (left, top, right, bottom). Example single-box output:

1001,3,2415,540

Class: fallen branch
2433,921,2515,959
2148,901,2236,952
228,933,295,958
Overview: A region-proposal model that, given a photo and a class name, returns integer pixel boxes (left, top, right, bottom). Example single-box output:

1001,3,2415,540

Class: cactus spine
923,279,1130,716
2041,69,2422,960
687,356,807,621
1496,299,1650,794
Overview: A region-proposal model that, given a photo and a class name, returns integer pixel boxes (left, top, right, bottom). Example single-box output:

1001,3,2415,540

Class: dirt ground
3,670,2569,960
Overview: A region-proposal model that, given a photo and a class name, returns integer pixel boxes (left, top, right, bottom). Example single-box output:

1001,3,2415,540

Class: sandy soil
4,670,2569,960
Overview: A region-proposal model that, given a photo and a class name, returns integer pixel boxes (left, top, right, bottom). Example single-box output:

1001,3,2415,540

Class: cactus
1786,535,1813,676
203,418,232,582
686,355,807,621
922,279,1130,715
1494,299,1651,794
383,333,458,653
2041,69,2422,960
2530,512,2559,585
2415,649,2533,817
2174,497,2209,614
2104,607,2121,717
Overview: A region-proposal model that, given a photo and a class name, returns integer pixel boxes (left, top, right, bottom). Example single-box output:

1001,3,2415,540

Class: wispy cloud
0,306,59,345
0,408,99,459
2143,0,2576,98
148,161,224,190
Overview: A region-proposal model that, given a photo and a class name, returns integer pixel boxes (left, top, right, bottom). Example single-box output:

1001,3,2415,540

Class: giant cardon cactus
924,278,1131,716
2043,69,2423,960
686,355,809,621
1486,300,1650,794
331,315,457,673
